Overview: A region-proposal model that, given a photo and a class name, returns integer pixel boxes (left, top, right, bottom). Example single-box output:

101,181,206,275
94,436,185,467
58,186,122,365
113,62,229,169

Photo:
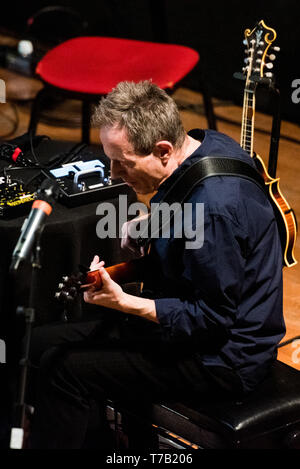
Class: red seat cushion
36,36,199,94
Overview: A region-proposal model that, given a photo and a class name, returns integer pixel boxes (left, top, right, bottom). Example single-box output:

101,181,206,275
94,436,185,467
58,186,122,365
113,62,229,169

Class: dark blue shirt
146,129,285,393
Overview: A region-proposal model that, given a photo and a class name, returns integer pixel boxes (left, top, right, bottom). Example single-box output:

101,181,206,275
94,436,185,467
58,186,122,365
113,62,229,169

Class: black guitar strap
137,155,266,246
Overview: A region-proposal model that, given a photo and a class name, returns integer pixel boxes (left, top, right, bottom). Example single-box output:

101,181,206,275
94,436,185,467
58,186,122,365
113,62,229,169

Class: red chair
28,36,216,143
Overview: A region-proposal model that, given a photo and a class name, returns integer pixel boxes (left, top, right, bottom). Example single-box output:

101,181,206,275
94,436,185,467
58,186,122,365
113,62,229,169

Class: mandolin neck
105,258,144,284
84,257,145,290
241,86,256,157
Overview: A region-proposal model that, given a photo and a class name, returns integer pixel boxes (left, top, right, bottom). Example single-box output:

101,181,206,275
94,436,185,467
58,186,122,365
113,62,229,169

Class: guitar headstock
242,20,279,88
55,267,88,304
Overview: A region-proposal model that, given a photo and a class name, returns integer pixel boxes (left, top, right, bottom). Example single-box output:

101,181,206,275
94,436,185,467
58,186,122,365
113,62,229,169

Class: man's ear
153,140,173,163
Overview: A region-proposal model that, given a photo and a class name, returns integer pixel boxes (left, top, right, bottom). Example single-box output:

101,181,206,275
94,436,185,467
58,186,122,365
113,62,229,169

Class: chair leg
202,87,217,130
28,87,50,137
199,64,217,130
82,100,91,144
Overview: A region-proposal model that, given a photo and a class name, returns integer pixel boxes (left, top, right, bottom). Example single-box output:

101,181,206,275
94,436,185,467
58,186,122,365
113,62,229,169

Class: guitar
55,258,144,303
240,19,297,267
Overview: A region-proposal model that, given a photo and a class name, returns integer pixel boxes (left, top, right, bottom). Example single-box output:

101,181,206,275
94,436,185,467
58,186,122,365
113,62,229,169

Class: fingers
90,255,105,270
121,215,149,256
121,221,133,251
98,266,110,282
83,289,94,303
90,255,99,268
83,267,111,304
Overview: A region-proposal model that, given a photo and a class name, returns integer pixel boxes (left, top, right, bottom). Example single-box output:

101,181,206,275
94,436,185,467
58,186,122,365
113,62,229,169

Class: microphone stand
10,228,43,450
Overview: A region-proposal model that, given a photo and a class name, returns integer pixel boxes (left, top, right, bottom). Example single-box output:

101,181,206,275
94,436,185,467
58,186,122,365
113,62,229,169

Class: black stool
115,361,300,449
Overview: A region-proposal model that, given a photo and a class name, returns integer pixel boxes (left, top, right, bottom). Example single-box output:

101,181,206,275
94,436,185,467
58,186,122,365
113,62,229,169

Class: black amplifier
43,158,131,207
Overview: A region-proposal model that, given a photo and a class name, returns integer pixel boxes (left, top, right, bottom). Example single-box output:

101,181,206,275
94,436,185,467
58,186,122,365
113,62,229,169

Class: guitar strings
241,43,256,157
242,83,256,157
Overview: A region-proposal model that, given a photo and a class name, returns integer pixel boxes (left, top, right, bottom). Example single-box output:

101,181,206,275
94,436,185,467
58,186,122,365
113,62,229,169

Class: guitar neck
240,86,256,157
84,257,145,290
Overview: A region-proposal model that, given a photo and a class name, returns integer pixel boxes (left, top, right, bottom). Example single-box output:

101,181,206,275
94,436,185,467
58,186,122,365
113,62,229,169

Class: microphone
10,180,60,271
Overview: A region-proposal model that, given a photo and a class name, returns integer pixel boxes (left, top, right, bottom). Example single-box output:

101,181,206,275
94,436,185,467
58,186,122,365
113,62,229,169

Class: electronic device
0,44,43,76
0,175,36,219
0,141,133,217
43,158,131,207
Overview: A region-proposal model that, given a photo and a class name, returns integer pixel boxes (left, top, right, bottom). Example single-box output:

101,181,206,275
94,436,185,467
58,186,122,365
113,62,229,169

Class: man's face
100,125,168,194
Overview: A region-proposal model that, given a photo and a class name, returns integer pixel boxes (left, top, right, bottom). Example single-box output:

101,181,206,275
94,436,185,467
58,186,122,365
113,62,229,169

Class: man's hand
121,213,150,257
84,255,124,310
84,254,158,323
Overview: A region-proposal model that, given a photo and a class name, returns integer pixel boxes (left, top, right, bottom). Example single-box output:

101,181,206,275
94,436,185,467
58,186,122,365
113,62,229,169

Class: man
29,80,285,449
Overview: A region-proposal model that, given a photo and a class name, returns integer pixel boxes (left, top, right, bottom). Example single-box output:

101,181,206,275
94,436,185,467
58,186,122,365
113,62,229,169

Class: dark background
0,0,299,126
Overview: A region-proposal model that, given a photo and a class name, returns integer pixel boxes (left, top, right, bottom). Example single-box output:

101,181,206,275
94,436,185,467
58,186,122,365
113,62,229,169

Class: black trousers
27,310,242,449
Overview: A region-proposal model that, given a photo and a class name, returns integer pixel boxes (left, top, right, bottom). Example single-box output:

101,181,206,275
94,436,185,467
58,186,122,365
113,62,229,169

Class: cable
29,129,45,165
18,140,87,190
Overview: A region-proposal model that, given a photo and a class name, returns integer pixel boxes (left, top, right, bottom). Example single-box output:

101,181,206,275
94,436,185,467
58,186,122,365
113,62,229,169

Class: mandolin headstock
55,269,87,304
55,265,102,304
242,19,279,89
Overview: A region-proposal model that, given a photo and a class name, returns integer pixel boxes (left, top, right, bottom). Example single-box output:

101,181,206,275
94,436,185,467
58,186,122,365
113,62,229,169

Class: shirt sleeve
155,212,247,342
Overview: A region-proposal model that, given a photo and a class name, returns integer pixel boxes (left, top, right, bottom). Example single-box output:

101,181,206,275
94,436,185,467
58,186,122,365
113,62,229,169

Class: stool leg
82,101,91,144
28,87,49,137
202,87,217,130
199,65,217,130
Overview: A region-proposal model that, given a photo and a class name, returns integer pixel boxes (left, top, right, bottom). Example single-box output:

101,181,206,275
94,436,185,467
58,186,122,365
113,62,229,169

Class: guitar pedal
43,158,131,207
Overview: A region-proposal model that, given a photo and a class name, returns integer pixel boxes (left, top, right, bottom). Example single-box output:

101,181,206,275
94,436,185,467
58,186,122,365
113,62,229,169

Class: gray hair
92,80,186,155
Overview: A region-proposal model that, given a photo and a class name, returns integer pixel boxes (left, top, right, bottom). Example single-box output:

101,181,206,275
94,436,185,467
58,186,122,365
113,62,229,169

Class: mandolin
55,258,144,303
240,20,297,267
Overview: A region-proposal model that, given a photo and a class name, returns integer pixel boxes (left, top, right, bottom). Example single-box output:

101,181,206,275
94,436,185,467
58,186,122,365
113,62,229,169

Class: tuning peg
69,286,78,296
268,54,276,61
66,292,76,302
265,72,273,78
243,39,248,45
244,57,250,63
55,290,74,302
265,63,274,69
273,46,280,52
256,59,262,63
257,50,263,55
